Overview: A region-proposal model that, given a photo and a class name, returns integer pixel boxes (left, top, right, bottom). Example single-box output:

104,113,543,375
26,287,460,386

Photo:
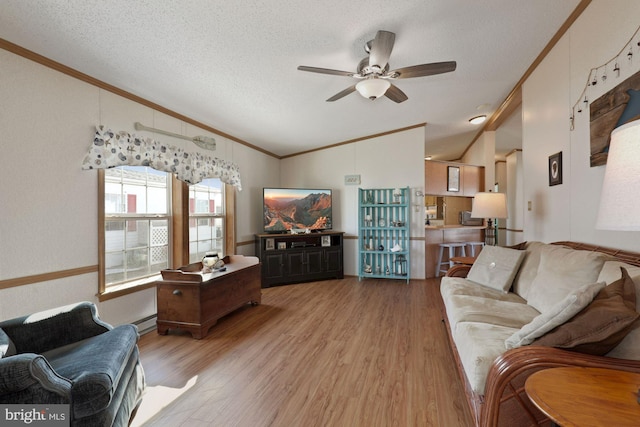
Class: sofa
439,241,640,427
0,302,145,426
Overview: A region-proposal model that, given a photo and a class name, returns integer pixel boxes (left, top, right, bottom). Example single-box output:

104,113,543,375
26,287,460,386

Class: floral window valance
81,126,242,190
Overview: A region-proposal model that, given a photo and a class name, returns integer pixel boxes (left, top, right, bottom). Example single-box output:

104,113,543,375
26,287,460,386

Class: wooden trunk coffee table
155,255,261,339
525,366,640,427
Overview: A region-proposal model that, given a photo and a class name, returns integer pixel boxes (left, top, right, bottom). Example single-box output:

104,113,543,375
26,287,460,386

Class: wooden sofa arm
446,264,471,277
480,346,640,427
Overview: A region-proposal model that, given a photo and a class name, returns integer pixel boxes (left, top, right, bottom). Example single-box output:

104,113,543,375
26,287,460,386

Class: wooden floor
131,277,473,427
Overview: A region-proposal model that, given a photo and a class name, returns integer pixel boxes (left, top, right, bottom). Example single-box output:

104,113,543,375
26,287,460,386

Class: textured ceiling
0,0,580,159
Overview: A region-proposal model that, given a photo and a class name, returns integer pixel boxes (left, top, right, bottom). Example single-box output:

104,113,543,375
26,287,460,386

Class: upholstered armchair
0,302,145,426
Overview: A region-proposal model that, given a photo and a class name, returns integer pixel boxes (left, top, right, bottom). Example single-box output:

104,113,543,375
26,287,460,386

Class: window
189,178,225,263
99,167,234,300
102,166,171,288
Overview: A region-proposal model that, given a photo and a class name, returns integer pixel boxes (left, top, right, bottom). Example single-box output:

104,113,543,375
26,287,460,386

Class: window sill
98,275,160,302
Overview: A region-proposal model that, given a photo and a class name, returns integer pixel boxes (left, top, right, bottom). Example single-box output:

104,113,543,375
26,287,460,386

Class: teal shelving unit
358,187,410,283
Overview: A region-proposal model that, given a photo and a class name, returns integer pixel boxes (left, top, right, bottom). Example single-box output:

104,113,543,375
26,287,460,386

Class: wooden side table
525,366,640,427
450,256,476,266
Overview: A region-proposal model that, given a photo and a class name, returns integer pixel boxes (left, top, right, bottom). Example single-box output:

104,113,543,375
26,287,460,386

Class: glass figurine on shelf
364,191,374,204
362,256,372,274
393,188,402,203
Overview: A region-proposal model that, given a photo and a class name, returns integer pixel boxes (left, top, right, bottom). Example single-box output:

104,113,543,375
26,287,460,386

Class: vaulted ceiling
0,0,582,159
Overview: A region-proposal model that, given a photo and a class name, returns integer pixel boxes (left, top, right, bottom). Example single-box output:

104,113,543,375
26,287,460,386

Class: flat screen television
263,188,332,232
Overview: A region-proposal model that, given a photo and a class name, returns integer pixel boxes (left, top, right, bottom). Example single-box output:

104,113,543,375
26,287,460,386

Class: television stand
255,231,344,287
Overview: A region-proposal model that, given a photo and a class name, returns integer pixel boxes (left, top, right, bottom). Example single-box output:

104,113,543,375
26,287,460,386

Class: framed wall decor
548,152,563,186
447,166,460,192
265,238,275,250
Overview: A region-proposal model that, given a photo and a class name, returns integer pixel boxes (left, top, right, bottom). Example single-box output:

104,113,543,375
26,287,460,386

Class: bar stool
436,242,467,277
466,241,485,257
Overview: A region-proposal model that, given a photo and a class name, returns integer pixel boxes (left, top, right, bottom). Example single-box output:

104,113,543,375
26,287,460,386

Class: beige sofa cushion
440,277,539,395
466,246,526,293
505,281,605,349
453,321,520,394
511,241,548,299
597,261,640,360
441,277,536,329
445,295,539,330
441,276,525,302
526,245,607,313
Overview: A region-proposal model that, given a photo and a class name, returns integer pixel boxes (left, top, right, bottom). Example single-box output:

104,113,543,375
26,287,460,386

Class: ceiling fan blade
369,30,395,69
390,61,457,79
297,65,355,77
326,85,357,102
385,84,408,103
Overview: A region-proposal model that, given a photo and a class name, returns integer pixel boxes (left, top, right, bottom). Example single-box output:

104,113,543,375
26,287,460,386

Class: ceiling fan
297,30,456,103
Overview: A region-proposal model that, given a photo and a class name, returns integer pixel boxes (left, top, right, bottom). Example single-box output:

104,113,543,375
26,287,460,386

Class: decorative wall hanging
548,152,563,186
570,24,640,167
589,70,640,166
81,126,242,189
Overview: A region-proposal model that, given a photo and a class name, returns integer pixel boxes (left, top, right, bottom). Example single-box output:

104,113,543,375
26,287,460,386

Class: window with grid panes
189,178,225,263
103,166,171,287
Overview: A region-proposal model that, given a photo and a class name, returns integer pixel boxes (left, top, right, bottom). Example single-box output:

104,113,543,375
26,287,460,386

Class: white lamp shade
356,78,390,100
596,119,640,230
471,192,508,219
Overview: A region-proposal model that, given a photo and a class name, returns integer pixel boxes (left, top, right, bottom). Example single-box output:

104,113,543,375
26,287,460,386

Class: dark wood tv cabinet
255,232,344,287
154,255,261,339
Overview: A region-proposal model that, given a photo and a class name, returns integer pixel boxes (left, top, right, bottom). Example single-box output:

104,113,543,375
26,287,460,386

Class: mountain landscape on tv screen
264,192,331,231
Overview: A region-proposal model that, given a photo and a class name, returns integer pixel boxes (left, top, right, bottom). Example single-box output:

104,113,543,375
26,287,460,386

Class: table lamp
598,121,640,409
596,119,640,231
471,191,508,246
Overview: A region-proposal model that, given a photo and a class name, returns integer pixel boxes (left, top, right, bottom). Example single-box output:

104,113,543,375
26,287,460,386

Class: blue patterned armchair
0,302,145,426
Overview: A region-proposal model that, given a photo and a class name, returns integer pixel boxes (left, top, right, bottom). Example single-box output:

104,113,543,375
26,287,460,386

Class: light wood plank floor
131,277,473,427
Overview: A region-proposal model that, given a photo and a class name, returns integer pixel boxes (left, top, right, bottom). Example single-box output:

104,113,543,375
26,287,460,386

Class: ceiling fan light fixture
469,115,487,125
356,78,391,100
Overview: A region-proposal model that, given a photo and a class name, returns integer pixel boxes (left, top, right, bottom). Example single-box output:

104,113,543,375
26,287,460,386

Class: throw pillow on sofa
466,245,526,293
526,245,607,313
531,267,639,355
505,281,605,349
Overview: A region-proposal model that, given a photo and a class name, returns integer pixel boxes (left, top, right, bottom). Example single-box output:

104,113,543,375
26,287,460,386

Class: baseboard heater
133,314,157,335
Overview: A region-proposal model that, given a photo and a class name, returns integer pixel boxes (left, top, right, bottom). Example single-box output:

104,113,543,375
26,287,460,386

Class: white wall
505,151,524,246
280,126,427,279
462,130,495,190
0,49,278,323
494,160,507,246
522,0,640,251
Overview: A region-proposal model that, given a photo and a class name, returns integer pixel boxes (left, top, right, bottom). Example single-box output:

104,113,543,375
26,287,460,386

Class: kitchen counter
425,225,486,278
425,224,486,230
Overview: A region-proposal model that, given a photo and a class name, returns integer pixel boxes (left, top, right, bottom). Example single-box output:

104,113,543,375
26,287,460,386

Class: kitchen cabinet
425,160,484,196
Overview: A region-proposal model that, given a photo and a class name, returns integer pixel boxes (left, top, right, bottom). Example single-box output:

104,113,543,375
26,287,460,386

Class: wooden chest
155,255,261,339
